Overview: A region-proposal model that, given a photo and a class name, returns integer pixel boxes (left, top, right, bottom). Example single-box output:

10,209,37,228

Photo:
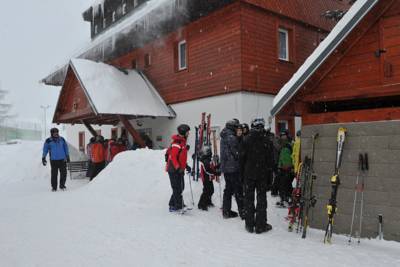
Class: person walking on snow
42,127,70,192
240,118,274,233
198,145,220,211
276,130,294,207
166,124,191,212
220,120,244,219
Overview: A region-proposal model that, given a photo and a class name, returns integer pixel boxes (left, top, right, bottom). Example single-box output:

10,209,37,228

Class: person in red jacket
166,124,191,212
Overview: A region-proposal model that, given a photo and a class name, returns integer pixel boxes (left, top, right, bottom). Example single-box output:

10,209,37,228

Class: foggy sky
0,0,94,123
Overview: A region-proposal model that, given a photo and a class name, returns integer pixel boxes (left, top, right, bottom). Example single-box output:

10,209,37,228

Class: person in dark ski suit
197,145,220,211
276,130,294,207
220,120,244,219
242,123,249,136
240,118,274,233
42,128,70,191
166,124,191,211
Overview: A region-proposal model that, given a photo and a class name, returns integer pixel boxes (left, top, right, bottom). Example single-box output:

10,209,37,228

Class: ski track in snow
0,141,399,267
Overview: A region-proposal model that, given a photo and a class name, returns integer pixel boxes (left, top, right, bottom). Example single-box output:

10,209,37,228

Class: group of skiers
166,119,300,234
86,135,128,180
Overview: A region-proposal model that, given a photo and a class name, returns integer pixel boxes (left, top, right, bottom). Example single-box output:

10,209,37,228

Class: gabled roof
271,0,379,117
53,59,175,124
70,59,175,117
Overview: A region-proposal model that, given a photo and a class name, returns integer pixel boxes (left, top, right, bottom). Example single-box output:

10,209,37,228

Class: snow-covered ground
0,141,399,267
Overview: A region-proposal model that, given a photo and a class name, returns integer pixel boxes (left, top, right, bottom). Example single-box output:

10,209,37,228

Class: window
132,59,138,69
144,53,151,67
111,128,118,140
112,11,116,22
178,40,187,70
278,28,289,61
277,120,288,134
78,132,85,152
122,3,127,15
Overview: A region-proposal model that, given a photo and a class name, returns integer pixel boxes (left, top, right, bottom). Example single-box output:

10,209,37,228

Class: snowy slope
0,142,399,267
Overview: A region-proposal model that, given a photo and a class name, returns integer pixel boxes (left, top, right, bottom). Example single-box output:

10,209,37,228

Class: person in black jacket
220,120,244,219
240,118,274,234
198,145,220,211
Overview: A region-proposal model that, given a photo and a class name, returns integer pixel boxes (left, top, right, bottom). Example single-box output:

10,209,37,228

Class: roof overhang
271,0,379,117
53,59,175,125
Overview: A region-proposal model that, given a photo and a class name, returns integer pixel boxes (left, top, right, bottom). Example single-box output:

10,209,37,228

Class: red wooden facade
109,1,345,105
279,0,400,126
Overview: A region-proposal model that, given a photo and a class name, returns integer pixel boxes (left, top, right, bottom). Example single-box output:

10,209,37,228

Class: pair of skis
288,133,318,238
324,127,347,244
192,113,212,181
348,153,369,244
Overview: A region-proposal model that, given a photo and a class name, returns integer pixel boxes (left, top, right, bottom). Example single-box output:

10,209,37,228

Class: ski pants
50,160,67,190
168,171,185,209
271,171,279,196
90,161,106,181
279,169,294,202
198,175,214,208
222,172,243,214
244,178,268,229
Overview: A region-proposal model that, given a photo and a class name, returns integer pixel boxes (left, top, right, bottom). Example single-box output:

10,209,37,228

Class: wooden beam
82,120,98,137
118,115,146,148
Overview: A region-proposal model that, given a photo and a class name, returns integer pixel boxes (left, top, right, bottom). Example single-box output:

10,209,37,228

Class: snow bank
0,141,399,266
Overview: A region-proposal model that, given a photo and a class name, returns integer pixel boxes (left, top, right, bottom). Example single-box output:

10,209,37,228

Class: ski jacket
91,142,105,163
166,135,188,173
220,127,240,174
200,156,220,183
292,137,301,174
278,142,293,170
240,128,274,181
42,137,69,161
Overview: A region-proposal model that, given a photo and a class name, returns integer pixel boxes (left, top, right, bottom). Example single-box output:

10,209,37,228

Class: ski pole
187,172,195,206
349,154,363,244
358,153,368,244
378,214,383,240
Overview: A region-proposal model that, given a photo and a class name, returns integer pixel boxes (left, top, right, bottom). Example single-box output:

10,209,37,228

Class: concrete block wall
302,121,400,242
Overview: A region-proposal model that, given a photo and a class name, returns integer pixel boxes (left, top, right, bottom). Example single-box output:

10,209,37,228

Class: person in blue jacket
42,127,70,191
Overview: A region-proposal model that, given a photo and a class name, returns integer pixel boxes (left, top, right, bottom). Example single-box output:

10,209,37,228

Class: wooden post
118,115,146,148
82,120,98,137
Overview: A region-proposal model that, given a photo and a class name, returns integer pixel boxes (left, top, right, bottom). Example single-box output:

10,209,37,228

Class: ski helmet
242,123,249,132
50,127,59,135
199,145,212,158
177,124,191,136
251,118,265,129
225,120,239,131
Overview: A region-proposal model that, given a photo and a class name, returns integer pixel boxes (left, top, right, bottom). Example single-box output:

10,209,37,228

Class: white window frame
278,28,290,61
122,3,127,15
178,40,187,71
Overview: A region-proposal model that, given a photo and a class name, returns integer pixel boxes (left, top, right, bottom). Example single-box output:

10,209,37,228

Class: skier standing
277,130,294,207
241,118,274,233
42,128,70,191
220,120,244,219
166,124,191,212
197,145,220,211
90,135,106,181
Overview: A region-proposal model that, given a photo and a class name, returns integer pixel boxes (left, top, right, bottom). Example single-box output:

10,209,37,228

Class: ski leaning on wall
324,127,347,244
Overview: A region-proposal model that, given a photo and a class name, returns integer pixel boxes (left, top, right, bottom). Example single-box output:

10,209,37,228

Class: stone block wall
302,121,400,242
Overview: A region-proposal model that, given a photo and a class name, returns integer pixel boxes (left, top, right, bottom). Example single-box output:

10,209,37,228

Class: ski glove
185,164,192,174
42,157,47,166
66,156,71,163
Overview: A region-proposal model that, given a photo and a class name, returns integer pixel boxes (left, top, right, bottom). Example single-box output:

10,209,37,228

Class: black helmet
242,123,249,131
251,118,265,129
177,124,191,136
199,145,212,158
50,127,59,135
226,120,239,131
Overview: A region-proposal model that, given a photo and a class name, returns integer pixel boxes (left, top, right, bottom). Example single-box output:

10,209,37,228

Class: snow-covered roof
70,58,175,117
271,0,379,117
